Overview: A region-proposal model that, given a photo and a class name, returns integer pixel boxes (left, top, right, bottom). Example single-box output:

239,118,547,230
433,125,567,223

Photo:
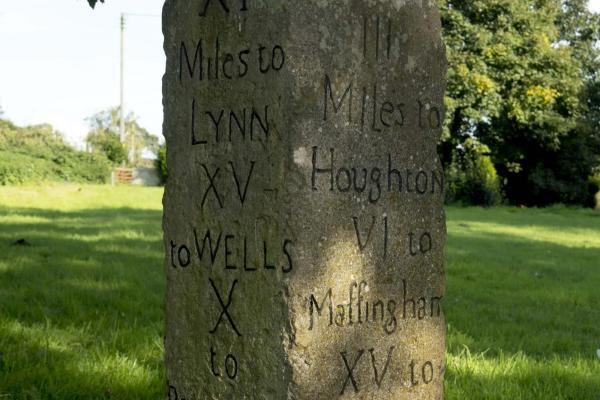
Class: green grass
1,185,599,399
0,185,165,399
445,206,600,399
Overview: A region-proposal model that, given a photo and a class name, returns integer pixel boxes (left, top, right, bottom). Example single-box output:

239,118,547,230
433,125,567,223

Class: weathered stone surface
162,0,447,399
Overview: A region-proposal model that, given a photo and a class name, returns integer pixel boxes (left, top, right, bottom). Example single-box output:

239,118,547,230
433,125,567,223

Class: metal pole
120,14,127,161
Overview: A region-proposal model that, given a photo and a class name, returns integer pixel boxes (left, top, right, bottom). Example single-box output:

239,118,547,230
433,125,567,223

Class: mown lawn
0,185,165,399
444,206,600,399
0,185,599,399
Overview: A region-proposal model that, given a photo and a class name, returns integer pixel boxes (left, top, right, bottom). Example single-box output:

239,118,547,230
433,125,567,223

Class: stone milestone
162,0,447,399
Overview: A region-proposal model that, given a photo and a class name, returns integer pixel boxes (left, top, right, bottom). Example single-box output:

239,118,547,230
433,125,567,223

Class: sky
0,0,164,147
0,0,599,148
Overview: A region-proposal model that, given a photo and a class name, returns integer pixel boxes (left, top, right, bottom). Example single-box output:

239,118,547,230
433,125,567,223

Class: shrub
446,138,503,206
85,129,127,164
502,128,600,207
588,172,600,209
156,144,168,185
0,151,52,185
0,120,111,185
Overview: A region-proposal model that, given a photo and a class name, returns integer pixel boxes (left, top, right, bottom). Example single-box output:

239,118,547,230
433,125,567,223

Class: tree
85,129,127,165
439,0,600,206
85,107,159,166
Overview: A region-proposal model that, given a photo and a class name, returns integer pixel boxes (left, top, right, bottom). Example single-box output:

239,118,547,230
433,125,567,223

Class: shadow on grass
0,207,165,399
0,323,162,399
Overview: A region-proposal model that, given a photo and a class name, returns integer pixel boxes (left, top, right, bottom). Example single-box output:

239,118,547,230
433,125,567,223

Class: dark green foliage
592,171,600,190
156,144,168,185
439,0,600,207
86,0,104,8
446,139,502,206
499,125,600,206
0,119,111,185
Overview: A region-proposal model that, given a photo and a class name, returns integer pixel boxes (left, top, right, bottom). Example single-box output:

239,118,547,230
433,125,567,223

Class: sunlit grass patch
444,206,600,399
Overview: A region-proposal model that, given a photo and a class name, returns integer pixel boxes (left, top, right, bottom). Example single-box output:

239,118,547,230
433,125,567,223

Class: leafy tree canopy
439,0,600,206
